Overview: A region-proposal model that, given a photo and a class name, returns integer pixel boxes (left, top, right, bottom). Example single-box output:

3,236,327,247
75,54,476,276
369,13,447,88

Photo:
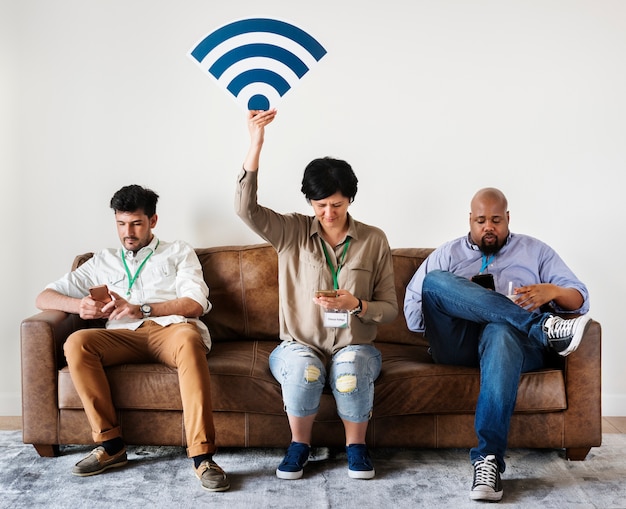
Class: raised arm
243,109,277,172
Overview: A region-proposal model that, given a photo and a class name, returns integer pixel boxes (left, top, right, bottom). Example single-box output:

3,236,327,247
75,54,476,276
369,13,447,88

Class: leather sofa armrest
20,310,87,447
21,310,87,368
562,319,602,456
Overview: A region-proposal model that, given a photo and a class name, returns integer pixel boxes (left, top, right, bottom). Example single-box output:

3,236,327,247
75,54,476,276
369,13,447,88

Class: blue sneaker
276,442,310,480
346,444,375,479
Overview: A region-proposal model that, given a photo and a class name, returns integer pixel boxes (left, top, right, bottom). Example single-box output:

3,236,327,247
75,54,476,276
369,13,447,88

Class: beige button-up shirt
236,169,398,361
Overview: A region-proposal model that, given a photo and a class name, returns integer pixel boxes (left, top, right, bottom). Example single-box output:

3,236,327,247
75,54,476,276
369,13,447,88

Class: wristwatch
349,298,363,316
140,304,152,318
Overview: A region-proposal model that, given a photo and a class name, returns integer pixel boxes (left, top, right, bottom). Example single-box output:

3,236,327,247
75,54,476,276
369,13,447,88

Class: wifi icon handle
190,18,327,110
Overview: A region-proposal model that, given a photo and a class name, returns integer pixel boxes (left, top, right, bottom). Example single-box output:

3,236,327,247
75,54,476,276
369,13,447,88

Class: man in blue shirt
404,187,591,502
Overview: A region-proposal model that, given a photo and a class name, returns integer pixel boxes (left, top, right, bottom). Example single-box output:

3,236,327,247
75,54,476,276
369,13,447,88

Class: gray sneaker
195,459,230,492
543,315,592,356
72,446,128,477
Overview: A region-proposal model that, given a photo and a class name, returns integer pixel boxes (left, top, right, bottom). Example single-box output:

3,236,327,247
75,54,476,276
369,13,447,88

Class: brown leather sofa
21,244,602,460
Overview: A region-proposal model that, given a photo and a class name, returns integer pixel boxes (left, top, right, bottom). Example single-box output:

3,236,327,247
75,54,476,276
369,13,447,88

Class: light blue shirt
46,236,213,348
404,232,590,333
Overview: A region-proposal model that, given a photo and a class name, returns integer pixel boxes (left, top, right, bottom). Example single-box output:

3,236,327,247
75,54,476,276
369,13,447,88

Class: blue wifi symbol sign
190,18,327,111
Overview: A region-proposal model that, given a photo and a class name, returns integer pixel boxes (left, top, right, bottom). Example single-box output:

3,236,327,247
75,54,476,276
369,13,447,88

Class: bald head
471,187,508,211
469,187,510,254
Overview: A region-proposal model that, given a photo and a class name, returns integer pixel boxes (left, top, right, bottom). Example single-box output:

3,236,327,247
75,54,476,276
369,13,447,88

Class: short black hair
110,185,159,217
300,157,358,202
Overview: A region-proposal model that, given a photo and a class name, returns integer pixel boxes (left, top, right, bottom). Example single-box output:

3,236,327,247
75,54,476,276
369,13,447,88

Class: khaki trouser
63,320,216,458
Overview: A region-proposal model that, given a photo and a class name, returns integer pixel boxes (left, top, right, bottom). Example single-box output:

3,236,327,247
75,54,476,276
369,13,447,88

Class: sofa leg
33,444,60,457
566,447,591,461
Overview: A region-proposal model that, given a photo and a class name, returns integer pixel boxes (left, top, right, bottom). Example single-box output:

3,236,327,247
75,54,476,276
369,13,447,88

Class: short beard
480,238,502,255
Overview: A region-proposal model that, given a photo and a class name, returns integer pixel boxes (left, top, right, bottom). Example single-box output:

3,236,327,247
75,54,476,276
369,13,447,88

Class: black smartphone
471,274,495,291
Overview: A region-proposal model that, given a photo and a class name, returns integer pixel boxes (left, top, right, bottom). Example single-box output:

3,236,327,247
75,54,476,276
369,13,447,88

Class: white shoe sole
276,468,304,480
348,469,375,479
470,488,503,501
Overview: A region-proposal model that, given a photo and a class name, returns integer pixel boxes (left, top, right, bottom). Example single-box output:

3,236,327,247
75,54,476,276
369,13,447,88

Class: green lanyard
320,237,351,290
121,240,159,297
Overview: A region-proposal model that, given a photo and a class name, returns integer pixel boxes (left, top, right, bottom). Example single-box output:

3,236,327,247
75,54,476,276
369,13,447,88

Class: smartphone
471,274,495,291
89,284,112,303
315,290,338,298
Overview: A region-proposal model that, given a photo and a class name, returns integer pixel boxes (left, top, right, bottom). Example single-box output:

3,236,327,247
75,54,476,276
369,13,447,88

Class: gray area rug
1,431,625,508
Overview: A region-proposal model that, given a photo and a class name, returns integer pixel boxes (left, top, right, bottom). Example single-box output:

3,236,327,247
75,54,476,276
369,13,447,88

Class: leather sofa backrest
72,243,434,347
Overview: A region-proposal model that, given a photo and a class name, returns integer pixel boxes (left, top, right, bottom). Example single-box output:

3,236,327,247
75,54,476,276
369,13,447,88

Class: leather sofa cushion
58,340,566,417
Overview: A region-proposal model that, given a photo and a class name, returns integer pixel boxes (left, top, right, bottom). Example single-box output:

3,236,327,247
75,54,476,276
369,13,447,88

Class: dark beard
480,238,503,255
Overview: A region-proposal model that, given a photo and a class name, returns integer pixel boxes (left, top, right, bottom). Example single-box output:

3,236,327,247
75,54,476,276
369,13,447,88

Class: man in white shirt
36,184,229,492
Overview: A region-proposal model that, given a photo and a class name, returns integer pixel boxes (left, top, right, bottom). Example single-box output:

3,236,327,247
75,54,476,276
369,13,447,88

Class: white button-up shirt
46,236,212,348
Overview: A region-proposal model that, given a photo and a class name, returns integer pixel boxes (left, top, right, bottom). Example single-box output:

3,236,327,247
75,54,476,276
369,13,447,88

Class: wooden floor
600,416,626,433
0,416,22,430
2,416,626,432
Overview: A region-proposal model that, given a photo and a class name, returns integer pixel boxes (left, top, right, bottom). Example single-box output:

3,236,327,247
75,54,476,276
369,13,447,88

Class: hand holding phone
89,285,112,303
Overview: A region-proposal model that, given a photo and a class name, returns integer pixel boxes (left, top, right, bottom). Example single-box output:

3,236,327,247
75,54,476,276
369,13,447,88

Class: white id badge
323,310,349,328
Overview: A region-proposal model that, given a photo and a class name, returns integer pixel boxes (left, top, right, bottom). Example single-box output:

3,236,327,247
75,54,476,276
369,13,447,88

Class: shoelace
199,460,225,476
545,317,572,340
474,457,498,487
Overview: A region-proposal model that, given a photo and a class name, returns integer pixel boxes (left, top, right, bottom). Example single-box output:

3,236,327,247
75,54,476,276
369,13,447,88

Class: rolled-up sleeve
175,242,211,315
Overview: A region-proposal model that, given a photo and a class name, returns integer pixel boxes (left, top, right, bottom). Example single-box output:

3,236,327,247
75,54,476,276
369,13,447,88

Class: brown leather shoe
72,446,128,477
195,459,230,492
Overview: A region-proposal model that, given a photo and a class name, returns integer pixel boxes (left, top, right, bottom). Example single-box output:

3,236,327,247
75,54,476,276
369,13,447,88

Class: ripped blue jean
269,341,382,423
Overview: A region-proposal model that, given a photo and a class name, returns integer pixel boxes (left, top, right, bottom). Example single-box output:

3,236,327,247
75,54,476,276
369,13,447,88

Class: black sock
102,437,125,456
193,453,213,469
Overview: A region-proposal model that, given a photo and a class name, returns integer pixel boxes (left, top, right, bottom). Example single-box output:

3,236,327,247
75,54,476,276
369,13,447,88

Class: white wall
2,0,625,415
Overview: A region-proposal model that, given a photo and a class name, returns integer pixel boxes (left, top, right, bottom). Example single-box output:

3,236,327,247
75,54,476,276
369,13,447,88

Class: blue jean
269,341,382,423
422,270,551,471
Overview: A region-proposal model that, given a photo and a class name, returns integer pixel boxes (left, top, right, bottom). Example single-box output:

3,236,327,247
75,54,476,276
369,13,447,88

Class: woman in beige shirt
236,109,398,481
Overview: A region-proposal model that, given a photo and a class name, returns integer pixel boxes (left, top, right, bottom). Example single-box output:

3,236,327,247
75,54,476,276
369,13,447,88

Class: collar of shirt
121,236,160,260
